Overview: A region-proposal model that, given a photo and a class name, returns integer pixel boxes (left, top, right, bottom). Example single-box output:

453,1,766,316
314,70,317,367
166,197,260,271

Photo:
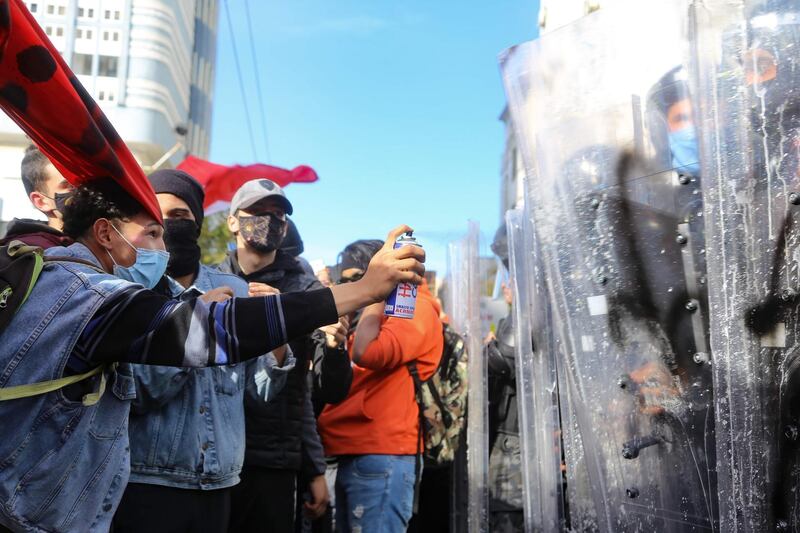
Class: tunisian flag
177,155,319,215
0,0,161,222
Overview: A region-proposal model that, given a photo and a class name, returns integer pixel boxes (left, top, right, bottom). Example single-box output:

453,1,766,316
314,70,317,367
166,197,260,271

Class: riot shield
693,0,800,530
447,222,489,532
502,1,716,530
506,208,565,532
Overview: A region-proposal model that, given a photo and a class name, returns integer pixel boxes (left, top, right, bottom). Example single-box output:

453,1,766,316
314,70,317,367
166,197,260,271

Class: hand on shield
628,361,679,416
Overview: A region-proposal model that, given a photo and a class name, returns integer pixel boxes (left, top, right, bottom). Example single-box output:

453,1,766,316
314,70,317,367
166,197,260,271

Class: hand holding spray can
384,232,421,319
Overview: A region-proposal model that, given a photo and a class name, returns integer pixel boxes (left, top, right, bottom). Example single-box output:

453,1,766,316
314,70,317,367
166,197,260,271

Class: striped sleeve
72,287,338,369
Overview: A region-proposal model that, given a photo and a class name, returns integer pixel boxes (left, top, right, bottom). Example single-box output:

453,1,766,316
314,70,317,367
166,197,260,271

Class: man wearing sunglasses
220,179,352,533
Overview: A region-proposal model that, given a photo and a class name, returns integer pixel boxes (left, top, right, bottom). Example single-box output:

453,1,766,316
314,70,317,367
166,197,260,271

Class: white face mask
106,224,169,289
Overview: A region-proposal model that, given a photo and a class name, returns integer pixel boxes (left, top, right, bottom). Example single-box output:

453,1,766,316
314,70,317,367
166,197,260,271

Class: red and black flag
0,0,161,222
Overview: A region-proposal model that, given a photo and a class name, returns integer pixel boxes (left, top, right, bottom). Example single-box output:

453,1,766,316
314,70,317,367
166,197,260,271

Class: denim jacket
127,264,294,490
0,243,136,532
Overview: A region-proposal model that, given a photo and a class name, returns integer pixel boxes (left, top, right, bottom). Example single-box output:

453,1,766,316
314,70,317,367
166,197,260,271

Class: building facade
0,0,218,221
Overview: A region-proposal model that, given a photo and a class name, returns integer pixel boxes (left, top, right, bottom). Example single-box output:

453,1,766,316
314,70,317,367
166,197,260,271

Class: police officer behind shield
485,223,524,533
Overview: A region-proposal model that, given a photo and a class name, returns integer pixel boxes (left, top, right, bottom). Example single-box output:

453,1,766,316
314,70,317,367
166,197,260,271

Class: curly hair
62,180,144,239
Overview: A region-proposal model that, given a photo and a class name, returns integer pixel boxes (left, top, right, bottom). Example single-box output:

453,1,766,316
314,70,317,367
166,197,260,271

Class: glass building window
97,55,118,77
55,26,63,36
57,5,64,15
114,10,120,20
71,53,92,75
46,5,53,14
29,3,38,13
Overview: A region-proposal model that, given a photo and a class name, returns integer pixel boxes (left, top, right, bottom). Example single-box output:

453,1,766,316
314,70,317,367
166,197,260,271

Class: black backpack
0,241,46,332
0,241,111,406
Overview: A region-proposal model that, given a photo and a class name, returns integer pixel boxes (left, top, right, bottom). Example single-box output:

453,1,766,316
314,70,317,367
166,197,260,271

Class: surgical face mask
163,218,201,278
668,125,701,176
238,214,285,253
106,223,169,289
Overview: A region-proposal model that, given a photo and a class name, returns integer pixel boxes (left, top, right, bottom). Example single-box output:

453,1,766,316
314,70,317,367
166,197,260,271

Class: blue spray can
384,232,420,319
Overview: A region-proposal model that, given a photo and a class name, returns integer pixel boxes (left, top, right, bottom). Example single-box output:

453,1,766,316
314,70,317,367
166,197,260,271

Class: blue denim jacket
0,243,136,532
127,265,293,490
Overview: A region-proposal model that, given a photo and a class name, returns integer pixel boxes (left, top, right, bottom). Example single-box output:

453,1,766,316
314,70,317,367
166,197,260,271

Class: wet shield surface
506,208,566,533
447,222,489,532
693,0,800,530
502,1,716,530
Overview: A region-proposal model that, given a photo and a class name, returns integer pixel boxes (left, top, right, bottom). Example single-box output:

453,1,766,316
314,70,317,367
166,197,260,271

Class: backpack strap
5,240,45,306
407,360,425,514
0,249,113,407
0,362,114,406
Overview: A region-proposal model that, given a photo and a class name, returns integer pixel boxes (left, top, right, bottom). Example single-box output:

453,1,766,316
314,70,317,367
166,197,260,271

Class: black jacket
487,313,519,447
0,218,73,249
219,250,352,477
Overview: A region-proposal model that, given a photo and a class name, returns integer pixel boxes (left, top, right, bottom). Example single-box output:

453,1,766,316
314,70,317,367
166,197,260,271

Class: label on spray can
384,232,420,319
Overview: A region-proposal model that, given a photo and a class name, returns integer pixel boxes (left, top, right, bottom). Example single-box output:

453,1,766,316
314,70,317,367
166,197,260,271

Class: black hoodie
0,218,73,249
219,250,352,475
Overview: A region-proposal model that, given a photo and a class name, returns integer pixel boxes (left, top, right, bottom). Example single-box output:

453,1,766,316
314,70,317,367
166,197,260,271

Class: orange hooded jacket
318,281,443,456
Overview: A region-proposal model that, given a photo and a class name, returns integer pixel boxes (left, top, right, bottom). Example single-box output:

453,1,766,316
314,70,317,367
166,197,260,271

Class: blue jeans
335,455,416,533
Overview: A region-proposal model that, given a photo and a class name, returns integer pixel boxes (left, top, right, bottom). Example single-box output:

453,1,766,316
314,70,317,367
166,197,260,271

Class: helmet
490,223,509,270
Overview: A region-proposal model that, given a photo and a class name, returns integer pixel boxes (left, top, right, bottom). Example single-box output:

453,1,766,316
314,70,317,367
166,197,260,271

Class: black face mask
163,218,201,278
238,214,285,253
54,192,73,214
44,191,73,217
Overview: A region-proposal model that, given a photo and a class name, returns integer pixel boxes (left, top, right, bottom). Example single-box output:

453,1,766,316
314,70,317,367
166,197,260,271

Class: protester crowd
0,2,527,530
0,143,487,533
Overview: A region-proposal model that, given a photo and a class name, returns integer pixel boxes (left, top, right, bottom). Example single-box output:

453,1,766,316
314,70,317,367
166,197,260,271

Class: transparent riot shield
693,1,800,530
502,1,716,530
447,222,489,532
506,208,565,532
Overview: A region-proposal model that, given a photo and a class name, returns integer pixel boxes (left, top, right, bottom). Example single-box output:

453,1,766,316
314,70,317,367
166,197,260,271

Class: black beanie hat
148,169,205,228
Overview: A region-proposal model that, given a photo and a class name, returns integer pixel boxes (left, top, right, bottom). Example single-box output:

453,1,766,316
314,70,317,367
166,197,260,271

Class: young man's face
227,197,289,250
157,193,196,223
106,213,166,268
666,98,693,133
29,163,74,221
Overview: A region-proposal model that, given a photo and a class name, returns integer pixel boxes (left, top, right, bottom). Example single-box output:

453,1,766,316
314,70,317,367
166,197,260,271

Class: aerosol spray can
384,232,420,319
